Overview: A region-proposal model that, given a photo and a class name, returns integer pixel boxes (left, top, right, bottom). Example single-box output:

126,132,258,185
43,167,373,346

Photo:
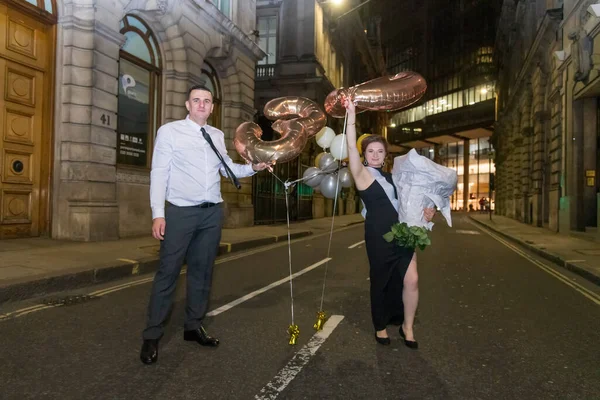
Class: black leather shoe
399,327,418,349
374,334,391,346
140,339,159,364
184,326,219,347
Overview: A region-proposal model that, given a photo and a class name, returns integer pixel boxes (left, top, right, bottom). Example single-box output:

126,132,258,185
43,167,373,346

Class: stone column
54,1,124,241
532,68,549,227
570,98,585,231
548,65,563,232
507,115,517,219
219,48,259,228
520,90,533,223
280,0,299,62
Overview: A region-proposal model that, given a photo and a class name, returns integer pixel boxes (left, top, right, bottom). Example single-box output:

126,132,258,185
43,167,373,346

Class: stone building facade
0,0,264,241
495,0,600,234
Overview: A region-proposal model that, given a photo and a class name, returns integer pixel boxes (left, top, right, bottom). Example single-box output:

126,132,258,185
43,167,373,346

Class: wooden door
0,4,49,238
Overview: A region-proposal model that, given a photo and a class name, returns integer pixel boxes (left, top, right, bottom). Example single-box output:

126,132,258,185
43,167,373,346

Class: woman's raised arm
344,99,374,190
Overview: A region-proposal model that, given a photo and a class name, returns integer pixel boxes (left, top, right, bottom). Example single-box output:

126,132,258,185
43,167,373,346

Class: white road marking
254,315,344,400
348,240,365,249
455,229,481,235
207,258,332,317
0,222,363,321
0,257,332,321
470,221,600,305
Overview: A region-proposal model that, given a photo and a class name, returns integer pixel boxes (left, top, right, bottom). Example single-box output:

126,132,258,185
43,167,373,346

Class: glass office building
415,137,495,212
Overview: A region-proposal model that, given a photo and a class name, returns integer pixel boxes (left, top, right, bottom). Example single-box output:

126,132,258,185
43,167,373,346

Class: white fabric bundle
391,149,458,230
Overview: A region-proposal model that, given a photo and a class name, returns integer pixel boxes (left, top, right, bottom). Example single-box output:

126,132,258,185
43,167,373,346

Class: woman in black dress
343,99,434,347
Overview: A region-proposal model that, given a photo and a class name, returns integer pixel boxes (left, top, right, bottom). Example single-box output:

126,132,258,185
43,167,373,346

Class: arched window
200,63,222,129
117,15,161,168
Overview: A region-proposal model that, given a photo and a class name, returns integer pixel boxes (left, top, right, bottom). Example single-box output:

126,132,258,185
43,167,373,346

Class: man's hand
252,162,272,172
152,218,166,240
424,208,436,222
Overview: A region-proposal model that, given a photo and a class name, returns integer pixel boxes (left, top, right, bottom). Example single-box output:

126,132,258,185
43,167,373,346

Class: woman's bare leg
402,253,419,341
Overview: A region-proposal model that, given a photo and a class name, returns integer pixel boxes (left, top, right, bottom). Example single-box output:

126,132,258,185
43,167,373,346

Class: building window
200,63,222,129
211,0,231,18
23,0,55,13
117,15,162,168
257,15,277,65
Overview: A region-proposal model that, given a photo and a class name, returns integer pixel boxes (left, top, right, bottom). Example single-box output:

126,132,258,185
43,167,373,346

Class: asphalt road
1,214,599,400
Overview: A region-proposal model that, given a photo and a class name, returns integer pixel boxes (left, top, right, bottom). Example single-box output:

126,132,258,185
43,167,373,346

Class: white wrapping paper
392,149,458,230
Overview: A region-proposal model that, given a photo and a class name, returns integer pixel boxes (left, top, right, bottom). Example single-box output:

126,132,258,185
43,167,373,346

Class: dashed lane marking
254,315,344,400
348,240,365,249
0,257,333,321
0,223,363,322
470,221,600,306
207,258,332,317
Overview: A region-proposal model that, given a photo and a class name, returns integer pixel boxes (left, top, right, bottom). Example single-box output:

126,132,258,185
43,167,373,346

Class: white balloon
338,167,354,188
315,127,336,149
330,134,348,160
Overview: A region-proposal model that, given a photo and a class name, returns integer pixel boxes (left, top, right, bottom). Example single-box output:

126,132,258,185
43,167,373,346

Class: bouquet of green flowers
383,222,431,251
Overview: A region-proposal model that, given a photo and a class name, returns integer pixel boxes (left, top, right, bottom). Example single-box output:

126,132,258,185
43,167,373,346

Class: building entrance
0,3,53,238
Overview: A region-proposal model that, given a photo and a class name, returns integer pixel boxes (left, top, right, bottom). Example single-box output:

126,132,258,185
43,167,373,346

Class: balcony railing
256,64,275,79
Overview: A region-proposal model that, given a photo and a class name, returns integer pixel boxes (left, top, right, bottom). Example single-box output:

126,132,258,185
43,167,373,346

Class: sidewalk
469,214,600,286
0,214,365,305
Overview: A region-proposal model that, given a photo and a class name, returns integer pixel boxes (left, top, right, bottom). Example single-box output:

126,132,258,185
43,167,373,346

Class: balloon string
268,169,295,325
318,111,348,312
270,166,325,189
285,181,295,325
285,188,294,325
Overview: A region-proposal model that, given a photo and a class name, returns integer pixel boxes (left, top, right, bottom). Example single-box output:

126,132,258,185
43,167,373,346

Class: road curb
469,217,600,287
0,231,313,305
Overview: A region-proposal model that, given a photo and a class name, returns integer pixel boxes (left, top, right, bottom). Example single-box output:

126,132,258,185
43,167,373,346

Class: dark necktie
201,127,242,189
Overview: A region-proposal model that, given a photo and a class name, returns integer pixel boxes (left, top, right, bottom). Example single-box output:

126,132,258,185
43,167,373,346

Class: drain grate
42,295,99,307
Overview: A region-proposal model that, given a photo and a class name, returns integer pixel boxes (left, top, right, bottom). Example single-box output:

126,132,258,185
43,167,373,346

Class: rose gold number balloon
234,97,327,164
324,71,427,118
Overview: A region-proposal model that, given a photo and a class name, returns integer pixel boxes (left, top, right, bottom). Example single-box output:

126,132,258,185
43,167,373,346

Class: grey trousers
142,202,223,340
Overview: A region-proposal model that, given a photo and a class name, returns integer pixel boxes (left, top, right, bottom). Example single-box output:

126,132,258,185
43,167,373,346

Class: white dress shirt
150,116,256,219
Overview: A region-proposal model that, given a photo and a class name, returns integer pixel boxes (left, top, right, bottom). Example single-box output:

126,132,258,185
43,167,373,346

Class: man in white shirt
140,85,268,365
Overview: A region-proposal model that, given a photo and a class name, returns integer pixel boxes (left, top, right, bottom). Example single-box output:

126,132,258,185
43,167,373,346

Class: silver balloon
338,167,354,188
303,167,323,188
320,174,342,199
318,153,339,173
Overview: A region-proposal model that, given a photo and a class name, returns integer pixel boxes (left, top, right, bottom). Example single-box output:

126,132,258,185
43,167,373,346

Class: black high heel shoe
399,327,418,349
374,334,391,346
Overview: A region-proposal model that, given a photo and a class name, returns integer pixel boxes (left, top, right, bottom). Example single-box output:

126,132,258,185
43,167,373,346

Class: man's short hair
187,84,213,99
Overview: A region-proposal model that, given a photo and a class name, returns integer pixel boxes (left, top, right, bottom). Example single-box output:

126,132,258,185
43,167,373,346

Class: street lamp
334,0,374,21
